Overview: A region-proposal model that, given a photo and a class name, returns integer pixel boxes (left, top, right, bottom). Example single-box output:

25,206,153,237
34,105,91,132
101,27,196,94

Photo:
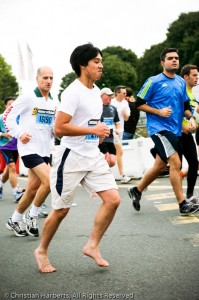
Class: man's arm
54,111,110,138
136,97,172,117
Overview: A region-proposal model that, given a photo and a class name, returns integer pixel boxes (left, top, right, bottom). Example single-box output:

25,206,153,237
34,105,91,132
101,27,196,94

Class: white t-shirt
59,79,102,157
111,98,130,132
3,88,59,157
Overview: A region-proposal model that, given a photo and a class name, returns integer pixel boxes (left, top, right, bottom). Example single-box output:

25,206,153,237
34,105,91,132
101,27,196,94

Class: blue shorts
151,131,182,163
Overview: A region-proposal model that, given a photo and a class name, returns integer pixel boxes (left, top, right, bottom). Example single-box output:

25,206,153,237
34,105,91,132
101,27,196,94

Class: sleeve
124,101,131,116
3,95,29,138
114,107,120,123
58,89,77,117
135,97,147,108
184,100,192,112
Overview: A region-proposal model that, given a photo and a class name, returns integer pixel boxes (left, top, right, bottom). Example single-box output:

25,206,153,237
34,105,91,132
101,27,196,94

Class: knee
55,208,69,220
108,192,121,209
8,163,16,173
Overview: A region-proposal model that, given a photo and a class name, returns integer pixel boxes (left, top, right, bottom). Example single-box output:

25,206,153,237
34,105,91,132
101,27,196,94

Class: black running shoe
23,211,39,237
180,201,199,216
6,218,28,237
128,186,142,211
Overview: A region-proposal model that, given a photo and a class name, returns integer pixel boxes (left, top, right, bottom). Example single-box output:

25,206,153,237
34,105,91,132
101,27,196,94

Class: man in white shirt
4,66,58,237
111,85,131,183
34,43,120,273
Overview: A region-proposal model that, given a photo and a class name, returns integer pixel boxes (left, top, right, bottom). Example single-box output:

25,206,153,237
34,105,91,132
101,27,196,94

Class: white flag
26,43,34,81
18,43,25,80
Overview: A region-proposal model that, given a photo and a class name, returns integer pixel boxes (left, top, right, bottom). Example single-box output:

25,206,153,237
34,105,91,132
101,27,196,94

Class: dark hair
126,87,133,97
114,85,126,94
4,97,16,105
180,64,198,78
160,48,178,62
70,43,102,77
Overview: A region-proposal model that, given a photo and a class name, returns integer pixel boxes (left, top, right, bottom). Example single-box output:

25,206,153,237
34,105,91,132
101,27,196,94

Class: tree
136,11,199,88
59,46,138,93
97,54,138,91
102,46,138,68
0,54,19,113
58,72,76,100
166,12,199,67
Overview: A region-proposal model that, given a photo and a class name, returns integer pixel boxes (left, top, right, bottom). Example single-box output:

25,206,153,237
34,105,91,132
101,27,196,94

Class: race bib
85,119,99,144
103,117,114,129
35,109,55,126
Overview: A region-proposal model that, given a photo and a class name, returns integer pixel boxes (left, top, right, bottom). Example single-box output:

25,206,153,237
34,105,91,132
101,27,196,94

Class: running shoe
180,201,199,216
6,218,28,237
38,203,48,218
23,211,39,237
121,175,131,184
186,195,199,206
0,186,3,200
13,191,24,203
127,186,142,211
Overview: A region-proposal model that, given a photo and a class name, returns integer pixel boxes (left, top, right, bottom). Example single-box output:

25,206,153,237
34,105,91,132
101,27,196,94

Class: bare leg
34,208,70,273
1,165,9,184
17,163,51,214
115,143,124,175
137,155,167,192
168,153,185,203
83,189,120,267
7,162,18,188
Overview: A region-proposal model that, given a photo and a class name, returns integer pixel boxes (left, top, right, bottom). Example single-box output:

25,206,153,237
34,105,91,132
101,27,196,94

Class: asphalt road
0,175,199,300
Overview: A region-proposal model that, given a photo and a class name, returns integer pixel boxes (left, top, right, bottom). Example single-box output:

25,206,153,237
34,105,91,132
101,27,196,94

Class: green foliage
97,54,138,91
102,46,138,67
136,11,199,88
58,72,76,100
166,12,199,67
0,54,19,114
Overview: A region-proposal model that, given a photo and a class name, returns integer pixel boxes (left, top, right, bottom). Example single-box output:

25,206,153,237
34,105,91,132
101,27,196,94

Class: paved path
0,176,199,300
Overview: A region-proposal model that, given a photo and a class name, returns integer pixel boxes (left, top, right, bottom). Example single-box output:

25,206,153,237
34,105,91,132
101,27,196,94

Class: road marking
154,202,178,211
168,215,199,225
146,192,175,200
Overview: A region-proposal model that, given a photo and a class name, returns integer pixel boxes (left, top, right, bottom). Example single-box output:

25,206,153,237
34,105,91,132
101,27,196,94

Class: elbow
54,126,62,137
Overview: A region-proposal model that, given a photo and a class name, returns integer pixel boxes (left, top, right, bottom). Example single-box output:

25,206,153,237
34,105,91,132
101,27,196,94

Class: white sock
12,187,18,195
11,210,23,222
29,204,40,217
0,181,3,188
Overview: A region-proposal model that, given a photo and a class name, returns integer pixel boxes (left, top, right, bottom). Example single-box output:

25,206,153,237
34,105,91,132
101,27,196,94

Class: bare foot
34,248,56,273
83,246,109,267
